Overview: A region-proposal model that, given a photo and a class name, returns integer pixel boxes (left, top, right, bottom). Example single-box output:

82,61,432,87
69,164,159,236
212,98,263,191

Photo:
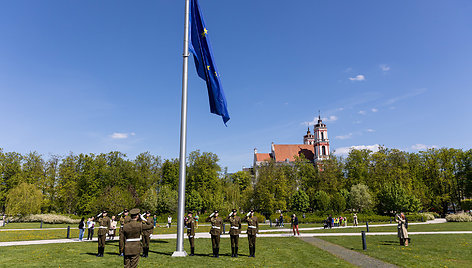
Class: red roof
255,153,271,162
273,144,314,162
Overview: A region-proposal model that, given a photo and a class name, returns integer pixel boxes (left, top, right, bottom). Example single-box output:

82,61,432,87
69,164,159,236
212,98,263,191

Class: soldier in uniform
96,210,111,257
226,209,241,257
207,210,223,258
141,211,154,258
244,209,259,257
123,208,153,268
184,211,196,256
119,209,131,256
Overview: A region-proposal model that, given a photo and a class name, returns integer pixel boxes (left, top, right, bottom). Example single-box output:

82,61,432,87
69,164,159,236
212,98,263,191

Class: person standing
123,208,153,268
87,216,95,240
244,209,259,257
194,213,199,229
153,215,157,227
185,211,196,256
119,209,131,256
327,215,333,229
291,214,300,236
96,211,111,257
226,209,242,257
141,211,154,258
207,210,223,258
396,213,409,246
279,213,284,227
78,217,85,241
109,215,117,241
167,215,172,228
353,213,358,227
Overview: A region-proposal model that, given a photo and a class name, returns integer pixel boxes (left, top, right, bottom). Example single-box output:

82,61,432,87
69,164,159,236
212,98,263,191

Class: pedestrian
226,209,242,257
194,213,199,229
353,213,358,226
109,215,117,240
96,211,111,257
244,209,259,257
167,215,172,228
327,215,332,229
119,209,131,256
87,216,95,240
141,211,154,258
396,213,409,246
279,213,284,227
185,211,196,256
78,217,85,241
153,215,157,227
291,214,300,236
207,210,223,258
122,208,153,268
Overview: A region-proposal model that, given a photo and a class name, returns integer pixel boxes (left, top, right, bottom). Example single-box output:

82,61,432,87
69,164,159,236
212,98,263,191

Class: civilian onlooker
327,215,333,229
279,213,284,227
396,213,409,246
194,213,199,229
108,215,117,240
87,216,95,240
153,215,157,227
291,214,300,236
353,213,358,226
167,215,172,228
78,217,85,241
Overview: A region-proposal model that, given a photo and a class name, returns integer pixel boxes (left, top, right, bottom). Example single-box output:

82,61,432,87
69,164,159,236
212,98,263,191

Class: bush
446,212,472,222
7,214,80,224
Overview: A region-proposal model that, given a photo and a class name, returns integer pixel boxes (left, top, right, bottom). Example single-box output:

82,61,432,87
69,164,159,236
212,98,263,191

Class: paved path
301,237,398,268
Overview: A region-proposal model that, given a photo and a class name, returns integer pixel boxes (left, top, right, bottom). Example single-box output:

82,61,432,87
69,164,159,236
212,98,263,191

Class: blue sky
1,0,471,172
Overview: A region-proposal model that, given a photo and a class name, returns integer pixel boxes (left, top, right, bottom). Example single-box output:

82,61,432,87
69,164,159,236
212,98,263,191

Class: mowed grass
321,234,472,268
0,222,73,229
298,222,472,233
0,237,354,268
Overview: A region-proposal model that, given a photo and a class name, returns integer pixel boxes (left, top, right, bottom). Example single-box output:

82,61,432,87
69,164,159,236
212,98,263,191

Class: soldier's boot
235,247,238,258
142,248,147,257
96,247,101,257
248,246,252,257
231,247,235,257
216,248,220,258
190,247,194,256
253,246,256,257
101,247,105,257
212,248,216,257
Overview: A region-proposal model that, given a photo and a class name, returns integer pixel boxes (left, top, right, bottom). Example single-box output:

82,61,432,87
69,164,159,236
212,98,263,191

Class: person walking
207,210,223,258
141,211,154,258
78,217,85,241
353,213,358,226
109,215,117,241
122,208,153,268
185,211,196,256
119,209,131,256
226,209,242,257
167,215,172,228
291,214,300,236
244,209,259,257
87,217,95,240
96,211,111,257
396,213,409,246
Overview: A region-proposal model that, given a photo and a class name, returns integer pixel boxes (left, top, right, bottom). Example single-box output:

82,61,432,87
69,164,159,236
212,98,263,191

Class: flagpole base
172,250,188,257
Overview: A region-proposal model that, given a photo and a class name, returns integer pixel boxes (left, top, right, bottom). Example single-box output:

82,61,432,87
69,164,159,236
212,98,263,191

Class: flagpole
172,0,190,257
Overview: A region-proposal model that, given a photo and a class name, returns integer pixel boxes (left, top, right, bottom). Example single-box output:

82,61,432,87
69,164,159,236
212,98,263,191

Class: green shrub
446,212,472,222
461,199,472,211
7,214,80,224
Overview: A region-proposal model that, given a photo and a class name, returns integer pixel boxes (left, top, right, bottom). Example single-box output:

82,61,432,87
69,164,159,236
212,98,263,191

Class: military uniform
207,211,223,258
119,210,131,256
226,210,242,257
244,211,259,257
141,212,154,257
123,208,153,268
185,213,196,256
97,212,111,257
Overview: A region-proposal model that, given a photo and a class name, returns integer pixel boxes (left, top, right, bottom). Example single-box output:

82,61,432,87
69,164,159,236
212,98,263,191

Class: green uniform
119,215,131,255
123,218,153,268
97,216,111,257
226,214,241,257
245,215,259,257
141,217,153,257
207,215,223,257
185,216,196,255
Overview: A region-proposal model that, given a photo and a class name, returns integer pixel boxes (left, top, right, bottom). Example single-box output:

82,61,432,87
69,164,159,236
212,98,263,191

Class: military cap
232,209,237,212
102,210,107,213
124,209,129,213
129,208,140,215
214,210,219,213
250,209,254,213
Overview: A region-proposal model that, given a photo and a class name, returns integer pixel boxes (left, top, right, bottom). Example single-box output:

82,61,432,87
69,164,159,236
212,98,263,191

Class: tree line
1,146,471,217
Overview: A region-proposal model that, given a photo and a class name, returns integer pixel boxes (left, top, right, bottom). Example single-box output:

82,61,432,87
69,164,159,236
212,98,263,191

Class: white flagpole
172,0,190,257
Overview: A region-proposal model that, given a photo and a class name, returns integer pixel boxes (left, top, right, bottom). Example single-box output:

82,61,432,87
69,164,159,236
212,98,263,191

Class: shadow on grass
150,240,169,244
380,240,399,245
148,250,172,256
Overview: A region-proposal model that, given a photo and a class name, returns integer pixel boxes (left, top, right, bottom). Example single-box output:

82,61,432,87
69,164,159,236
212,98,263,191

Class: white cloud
371,108,378,112
111,132,136,139
349,75,365,81
353,120,362,124
333,144,380,156
380,64,390,71
411,144,437,151
358,110,366,115
366,129,375,133
335,133,353,140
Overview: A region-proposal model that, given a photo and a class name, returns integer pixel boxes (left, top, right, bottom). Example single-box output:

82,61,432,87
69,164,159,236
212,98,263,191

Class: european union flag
189,0,230,124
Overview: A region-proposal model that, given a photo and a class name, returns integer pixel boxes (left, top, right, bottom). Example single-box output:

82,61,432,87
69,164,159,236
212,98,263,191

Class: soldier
96,210,111,257
184,211,196,256
119,209,131,256
141,211,154,258
226,209,241,257
123,208,153,268
207,210,223,258
244,209,259,257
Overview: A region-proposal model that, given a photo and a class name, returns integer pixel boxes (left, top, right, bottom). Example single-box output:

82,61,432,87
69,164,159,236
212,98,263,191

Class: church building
253,116,330,168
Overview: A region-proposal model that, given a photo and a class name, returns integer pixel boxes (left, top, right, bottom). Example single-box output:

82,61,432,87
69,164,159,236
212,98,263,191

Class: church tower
303,127,315,145
314,116,330,164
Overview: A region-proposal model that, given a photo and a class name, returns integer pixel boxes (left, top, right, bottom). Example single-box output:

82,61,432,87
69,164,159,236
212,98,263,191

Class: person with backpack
78,217,85,241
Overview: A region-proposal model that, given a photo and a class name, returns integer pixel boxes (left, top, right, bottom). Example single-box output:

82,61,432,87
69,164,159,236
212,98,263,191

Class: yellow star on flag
201,28,208,37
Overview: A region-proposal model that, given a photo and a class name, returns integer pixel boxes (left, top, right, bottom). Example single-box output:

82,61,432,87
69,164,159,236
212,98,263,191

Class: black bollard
361,231,367,250
421,216,424,222
223,223,225,234
366,221,369,232
40,220,43,229
67,226,70,239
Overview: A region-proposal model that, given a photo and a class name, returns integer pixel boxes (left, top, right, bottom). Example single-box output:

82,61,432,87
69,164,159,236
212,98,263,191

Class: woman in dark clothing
291,214,300,236
78,217,85,241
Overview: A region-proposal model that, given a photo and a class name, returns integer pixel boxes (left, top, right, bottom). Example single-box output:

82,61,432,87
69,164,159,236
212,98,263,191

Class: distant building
253,116,330,169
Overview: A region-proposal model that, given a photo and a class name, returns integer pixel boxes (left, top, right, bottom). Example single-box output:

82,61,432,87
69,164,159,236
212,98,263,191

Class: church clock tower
314,116,330,164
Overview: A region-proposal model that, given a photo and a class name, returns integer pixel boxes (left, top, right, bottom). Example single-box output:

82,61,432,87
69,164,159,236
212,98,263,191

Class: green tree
185,189,203,213
6,182,43,215
231,171,251,191
94,186,135,214
142,187,158,212
330,192,346,213
313,190,330,211
156,185,178,214
349,183,373,212
291,190,309,212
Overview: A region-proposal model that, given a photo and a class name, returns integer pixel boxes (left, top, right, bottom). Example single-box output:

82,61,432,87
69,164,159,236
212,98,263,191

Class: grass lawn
321,234,472,268
0,222,73,229
298,222,472,233
0,237,354,267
